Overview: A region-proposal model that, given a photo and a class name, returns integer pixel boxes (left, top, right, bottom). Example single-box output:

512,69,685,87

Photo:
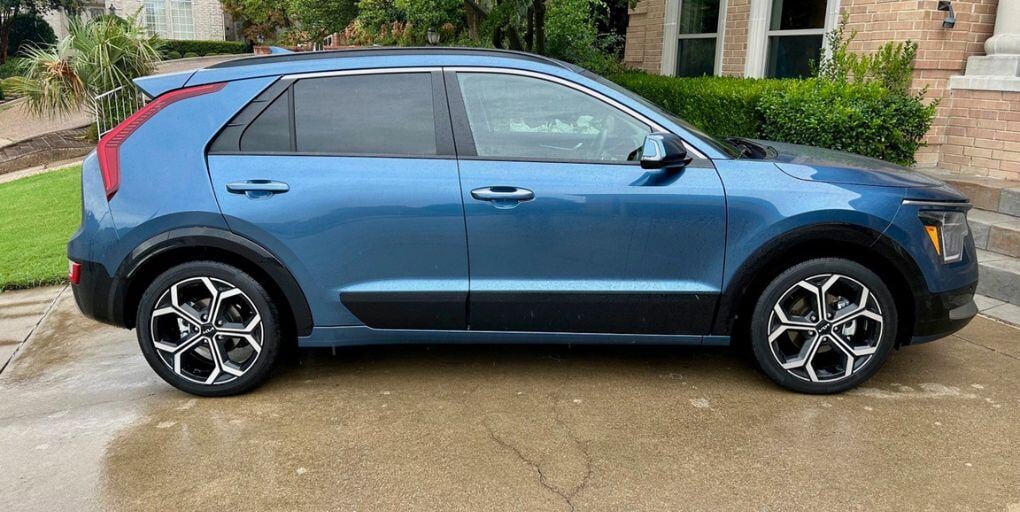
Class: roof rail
206,47,574,71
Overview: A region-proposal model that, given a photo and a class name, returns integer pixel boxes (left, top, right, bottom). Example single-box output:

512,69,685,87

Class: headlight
919,211,969,263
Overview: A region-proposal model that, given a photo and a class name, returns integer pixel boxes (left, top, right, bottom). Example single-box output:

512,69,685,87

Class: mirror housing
640,132,692,170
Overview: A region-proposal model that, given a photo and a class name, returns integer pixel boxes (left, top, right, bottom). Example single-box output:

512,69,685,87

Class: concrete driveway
1,287,1019,511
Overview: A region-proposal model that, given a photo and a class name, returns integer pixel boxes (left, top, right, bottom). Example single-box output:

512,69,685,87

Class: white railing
93,85,147,138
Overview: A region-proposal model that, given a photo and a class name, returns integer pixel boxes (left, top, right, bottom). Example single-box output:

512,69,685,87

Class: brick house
45,0,242,41
624,0,1020,181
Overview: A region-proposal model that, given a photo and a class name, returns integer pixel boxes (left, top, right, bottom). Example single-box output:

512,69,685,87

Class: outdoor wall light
426,28,440,45
937,1,956,28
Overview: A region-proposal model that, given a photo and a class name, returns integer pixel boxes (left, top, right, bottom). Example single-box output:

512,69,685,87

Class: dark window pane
769,0,826,30
240,92,291,152
293,73,436,155
676,37,716,77
766,34,823,78
678,0,720,34
457,73,650,162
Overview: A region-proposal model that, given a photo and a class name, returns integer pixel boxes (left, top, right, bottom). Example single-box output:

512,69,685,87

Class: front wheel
750,258,898,394
136,261,281,396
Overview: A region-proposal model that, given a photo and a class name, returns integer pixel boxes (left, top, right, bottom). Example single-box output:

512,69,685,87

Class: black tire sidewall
750,258,898,394
136,261,281,397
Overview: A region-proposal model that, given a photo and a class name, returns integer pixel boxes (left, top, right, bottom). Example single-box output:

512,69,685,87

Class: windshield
580,70,745,159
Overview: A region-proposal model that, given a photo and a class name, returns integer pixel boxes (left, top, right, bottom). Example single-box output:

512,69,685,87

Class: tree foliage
1,0,82,63
7,16,162,116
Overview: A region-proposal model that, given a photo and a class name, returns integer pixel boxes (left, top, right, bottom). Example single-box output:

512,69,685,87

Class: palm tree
7,16,163,118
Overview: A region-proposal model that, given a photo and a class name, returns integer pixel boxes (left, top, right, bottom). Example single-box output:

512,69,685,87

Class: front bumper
908,281,978,345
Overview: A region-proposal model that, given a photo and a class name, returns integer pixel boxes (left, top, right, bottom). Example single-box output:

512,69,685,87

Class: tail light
96,82,226,200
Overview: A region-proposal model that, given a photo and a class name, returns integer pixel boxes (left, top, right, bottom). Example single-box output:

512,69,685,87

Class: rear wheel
750,258,897,394
136,261,281,396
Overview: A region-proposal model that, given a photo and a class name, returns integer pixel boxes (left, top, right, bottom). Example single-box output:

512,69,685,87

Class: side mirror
640,132,692,170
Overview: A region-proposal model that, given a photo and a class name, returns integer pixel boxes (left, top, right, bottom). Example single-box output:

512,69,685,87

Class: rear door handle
471,186,535,202
226,180,289,199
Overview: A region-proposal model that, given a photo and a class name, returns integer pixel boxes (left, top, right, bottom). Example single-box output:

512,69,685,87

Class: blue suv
68,48,978,396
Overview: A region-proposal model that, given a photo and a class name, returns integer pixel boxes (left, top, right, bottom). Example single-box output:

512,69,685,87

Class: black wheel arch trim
114,226,314,336
713,223,930,341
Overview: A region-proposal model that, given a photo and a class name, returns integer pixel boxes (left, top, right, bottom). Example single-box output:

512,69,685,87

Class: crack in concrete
953,332,1020,363
0,285,67,376
484,393,594,512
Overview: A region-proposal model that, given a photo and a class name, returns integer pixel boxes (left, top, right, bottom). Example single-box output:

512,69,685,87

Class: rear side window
240,92,290,152
293,73,437,156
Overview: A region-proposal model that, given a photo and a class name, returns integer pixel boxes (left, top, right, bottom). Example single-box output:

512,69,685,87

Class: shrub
815,12,918,95
609,72,785,139
0,57,25,79
6,13,57,59
182,52,199,58
758,79,935,165
609,72,935,165
161,40,249,58
395,0,461,32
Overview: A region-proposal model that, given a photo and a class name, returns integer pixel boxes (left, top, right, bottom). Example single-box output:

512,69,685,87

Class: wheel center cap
818,322,832,334
200,324,216,337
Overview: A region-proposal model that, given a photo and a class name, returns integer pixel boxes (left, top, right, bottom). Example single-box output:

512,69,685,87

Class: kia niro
68,48,978,396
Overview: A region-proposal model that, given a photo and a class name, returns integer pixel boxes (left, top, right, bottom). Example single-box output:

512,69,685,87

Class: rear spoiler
132,69,197,99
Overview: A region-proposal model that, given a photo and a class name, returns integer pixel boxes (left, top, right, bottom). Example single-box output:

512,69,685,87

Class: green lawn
0,166,82,291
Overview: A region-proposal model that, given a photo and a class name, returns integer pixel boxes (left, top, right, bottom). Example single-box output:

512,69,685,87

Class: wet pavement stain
2,290,1019,511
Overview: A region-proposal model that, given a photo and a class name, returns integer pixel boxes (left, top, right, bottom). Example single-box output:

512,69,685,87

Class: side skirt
298,326,726,348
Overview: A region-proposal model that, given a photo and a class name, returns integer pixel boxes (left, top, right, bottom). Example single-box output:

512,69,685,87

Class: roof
207,47,575,71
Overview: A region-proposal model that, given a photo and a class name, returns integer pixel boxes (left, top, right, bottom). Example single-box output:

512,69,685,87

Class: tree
7,16,162,116
1,0,80,63
219,0,290,44
285,0,357,45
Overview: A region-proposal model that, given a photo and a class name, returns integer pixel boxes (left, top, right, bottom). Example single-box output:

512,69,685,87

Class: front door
448,70,727,335
208,70,468,330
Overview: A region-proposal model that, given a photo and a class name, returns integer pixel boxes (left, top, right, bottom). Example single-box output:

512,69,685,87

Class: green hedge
609,72,935,165
160,40,250,58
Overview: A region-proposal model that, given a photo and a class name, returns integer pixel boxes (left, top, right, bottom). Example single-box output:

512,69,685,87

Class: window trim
211,68,456,159
744,0,841,78
662,0,729,77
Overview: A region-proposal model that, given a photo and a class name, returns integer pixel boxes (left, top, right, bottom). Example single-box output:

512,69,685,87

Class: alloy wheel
766,273,885,383
149,277,264,385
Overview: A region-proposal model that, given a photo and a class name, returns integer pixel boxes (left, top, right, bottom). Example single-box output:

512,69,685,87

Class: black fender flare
712,223,926,337
113,226,314,336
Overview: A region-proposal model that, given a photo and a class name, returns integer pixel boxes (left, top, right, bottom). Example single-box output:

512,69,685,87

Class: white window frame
744,0,841,78
661,0,728,77
143,0,196,40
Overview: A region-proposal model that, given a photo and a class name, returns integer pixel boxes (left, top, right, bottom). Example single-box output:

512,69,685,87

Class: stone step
977,249,1020,305
930,173,1020,217
969,208,1020,258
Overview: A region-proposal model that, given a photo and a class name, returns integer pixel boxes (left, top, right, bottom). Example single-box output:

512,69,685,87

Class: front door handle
471,186,535,206
226,180,289,199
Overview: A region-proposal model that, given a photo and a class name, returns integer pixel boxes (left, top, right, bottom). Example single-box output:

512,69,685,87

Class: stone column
953,0,1020,85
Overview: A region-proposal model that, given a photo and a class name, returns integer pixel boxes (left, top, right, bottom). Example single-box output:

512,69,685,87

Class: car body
68,48,978,395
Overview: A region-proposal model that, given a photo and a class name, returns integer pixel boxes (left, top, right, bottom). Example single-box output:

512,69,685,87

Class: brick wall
840,0,998,168
939,89,1020,179
721,0,750,75
624,0,667,73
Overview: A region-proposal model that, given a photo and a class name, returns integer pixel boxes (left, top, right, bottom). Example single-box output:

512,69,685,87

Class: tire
136,261,281,396
750,258,898,394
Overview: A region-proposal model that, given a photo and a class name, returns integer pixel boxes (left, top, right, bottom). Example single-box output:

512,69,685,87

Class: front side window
676,0,722,77
456,73,650,163
293,73,437,156
766,0,827,78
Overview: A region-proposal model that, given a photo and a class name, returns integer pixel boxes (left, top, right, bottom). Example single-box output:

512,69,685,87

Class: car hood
751,139,944,188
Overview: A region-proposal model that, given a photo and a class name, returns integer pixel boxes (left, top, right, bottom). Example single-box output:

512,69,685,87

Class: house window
143,0,195,40
675,0,723,76
169,0,195,40
765,0,828,78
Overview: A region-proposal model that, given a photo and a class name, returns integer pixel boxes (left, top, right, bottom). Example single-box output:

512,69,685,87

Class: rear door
207,69,469,330
447,69,727,335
